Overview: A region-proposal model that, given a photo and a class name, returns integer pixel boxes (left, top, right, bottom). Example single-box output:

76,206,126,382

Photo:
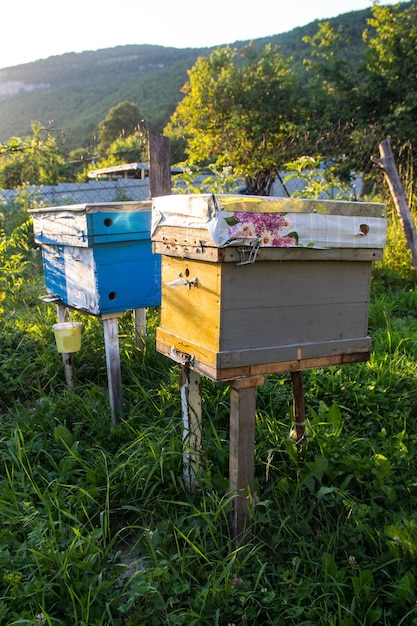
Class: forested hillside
0,6,374,152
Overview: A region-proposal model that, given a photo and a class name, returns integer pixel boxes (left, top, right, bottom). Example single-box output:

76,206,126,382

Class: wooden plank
133,308,146,346
218,338,372,368
229,377,263,541
156,330,371,381
153,241,383,263
32,202,152,247
222,260,371,308
149,135,171,198
160,256,221,353
222,303,370,352
222,350,370,379
180,366,202,492
153,240,224,263
220,261,371,351
102,315,124,425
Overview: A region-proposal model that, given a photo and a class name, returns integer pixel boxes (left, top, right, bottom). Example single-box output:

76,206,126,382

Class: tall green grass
1,198,417,624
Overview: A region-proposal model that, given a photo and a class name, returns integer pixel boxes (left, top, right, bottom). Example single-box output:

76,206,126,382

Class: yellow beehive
152,194,386,381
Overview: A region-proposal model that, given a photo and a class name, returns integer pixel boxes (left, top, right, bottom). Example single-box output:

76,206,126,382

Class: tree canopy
0,123,70,189
362,1,417,146
96,101,147,156
165,43,305,195
302,1,417,162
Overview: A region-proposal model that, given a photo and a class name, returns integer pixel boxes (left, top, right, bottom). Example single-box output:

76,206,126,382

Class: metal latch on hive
166,274,199,289
237,238,261,265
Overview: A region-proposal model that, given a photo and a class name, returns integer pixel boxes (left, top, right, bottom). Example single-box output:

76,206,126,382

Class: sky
0,0,402,71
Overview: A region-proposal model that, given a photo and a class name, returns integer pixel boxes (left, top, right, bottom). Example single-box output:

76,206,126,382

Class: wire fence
0,170,376,209
0,178,150,207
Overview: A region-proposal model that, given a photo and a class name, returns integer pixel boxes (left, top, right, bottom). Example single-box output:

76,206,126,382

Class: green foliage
301,1,417,179
282,156,353,199
362,2,417,146
303,20,360,127
171,163,243,195
0,123,72,189
165,43,304,195
96,101,147,155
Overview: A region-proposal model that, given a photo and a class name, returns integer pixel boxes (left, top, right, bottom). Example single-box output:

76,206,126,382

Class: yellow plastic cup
52,322,82,353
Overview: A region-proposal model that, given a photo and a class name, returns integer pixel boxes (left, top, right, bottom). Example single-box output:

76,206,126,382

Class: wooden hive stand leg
180,365,202,493
229,375,264,543
291,371,307,446
102,313,124,425
56,303,75,388
133,308,146,347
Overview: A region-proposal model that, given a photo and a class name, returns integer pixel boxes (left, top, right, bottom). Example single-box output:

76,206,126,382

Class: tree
0,122,69,189
165,43,304,195
302,2,417,158
302,21,362,128
361,1,417,146
97,101,147,156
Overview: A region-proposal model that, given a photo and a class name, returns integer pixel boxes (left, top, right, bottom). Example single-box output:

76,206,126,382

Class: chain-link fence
0,169,377,209
0,178,150,207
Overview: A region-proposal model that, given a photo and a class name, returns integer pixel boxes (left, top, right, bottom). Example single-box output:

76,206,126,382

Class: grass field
1,198,417,625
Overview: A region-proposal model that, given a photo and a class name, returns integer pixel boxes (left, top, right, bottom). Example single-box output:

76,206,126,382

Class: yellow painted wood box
152,194,387,381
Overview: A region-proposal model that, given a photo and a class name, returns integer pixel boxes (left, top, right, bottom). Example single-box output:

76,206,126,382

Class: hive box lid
151,194,387,251
31,201,152,247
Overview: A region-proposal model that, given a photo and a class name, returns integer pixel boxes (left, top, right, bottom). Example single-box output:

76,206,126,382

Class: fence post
149,135,171,198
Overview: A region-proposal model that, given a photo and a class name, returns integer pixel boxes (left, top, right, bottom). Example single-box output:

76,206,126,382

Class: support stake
180,365,202,492
133,308,146,346
229,375,264,542
102,314,124,425
291,371,307,446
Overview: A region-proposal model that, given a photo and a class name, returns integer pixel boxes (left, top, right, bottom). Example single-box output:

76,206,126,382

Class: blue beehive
31,201,161,315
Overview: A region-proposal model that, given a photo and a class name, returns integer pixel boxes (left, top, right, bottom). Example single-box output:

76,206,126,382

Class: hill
0,5,386,153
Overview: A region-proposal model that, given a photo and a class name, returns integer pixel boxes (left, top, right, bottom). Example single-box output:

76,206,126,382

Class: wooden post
56,303,75,388
149,134,171,198
180,365,202,492
102,313,124,425
291,371,307,445
229,375,264,542
133,308,146,346
371,137,417,273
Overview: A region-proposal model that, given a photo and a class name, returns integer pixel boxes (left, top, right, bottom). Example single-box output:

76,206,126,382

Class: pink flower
272,235,296,247
227,211,297,247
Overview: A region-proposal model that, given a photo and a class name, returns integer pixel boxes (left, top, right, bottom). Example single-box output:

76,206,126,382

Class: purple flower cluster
228,211,297,247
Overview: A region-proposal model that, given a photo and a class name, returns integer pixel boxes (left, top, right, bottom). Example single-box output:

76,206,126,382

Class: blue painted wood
41,241,161,315
41,245,67,299
32,202,153,247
